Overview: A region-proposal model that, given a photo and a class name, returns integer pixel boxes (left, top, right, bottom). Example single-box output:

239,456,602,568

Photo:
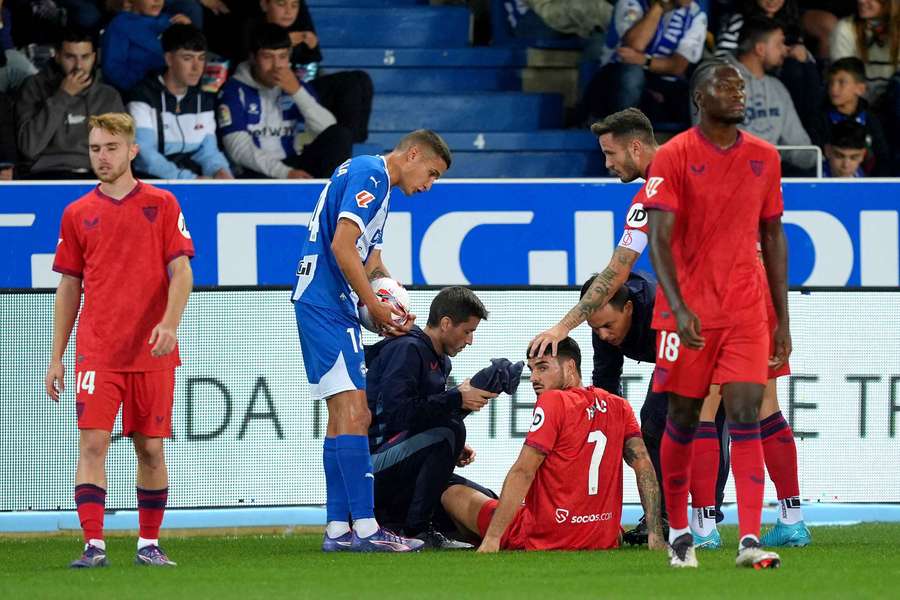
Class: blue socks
323,437,350,524
335,435,376,520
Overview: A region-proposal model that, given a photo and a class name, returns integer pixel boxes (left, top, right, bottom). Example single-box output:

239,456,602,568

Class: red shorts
477,499,529,550
75,370,175,437
652,319,769,398
765,296,791,380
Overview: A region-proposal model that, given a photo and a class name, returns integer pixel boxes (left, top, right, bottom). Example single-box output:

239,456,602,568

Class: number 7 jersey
522,386,641,550
292,155,392,319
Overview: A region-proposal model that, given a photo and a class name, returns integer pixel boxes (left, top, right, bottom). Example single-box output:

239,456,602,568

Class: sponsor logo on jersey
530,407,545,432
83,217,99,231
356,190,376,208
555,508,569,524
569,512,613,524
626,202,648,228
644,177,664,198
690,164,705,174
369,176,380,187
178,211,191,239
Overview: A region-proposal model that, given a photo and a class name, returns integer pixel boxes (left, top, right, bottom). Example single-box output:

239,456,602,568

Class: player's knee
79,439,108,463
133,439,165,468
727,402,761,424
667,396,701,428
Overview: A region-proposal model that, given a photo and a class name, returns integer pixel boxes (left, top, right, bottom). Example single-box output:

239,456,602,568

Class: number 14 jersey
522,386,641,550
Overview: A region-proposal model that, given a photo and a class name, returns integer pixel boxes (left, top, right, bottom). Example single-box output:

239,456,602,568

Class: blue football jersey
292,155,392,319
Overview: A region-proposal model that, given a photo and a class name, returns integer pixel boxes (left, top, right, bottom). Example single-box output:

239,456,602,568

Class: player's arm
478,444,545,553
332,219,409,335
760,216,791,365
149,256,193,357
46,274,82,402
364,248,391,281
529,246,639,357
624,436,666,550
647,209,705,349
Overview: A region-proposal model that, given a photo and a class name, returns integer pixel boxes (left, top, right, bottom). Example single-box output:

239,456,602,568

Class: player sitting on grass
440,337,665,552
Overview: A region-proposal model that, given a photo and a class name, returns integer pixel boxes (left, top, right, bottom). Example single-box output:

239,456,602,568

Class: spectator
15,28,123,178
584,0,708,126
717,16,816,172
830,0,900,104
0,91,14,179
715,0,822,134
56,0,106,33
798,0,857,59
523,0,614,39
216,23,351,179
0,1,38,94
823,118,868,176
240,0,373,143
127,24,231,179
809,57,891,175
101,0,192,93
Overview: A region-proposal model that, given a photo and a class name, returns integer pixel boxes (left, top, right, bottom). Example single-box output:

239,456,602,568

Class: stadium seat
312,7,469,48
363,131,600,152
447,151,605,178
351,68,521,93
322,47,527,68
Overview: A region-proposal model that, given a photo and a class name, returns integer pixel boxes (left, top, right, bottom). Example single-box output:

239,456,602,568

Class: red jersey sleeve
641,144,683,213
621,399,641,440
524,391,564,455
760,151,784,221
163,194,195,264
52,206,85,278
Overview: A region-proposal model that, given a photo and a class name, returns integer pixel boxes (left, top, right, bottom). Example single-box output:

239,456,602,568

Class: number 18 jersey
522,386,641,550
292,155,392,320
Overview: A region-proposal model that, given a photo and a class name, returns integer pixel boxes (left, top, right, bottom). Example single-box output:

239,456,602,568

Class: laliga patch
355,190,375,208
178,211,191,239
626,202,648,228
644,177,664,198
530,407,545,432
217,104,232,127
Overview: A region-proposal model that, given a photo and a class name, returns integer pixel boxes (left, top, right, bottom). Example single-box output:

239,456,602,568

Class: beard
94,160,130,183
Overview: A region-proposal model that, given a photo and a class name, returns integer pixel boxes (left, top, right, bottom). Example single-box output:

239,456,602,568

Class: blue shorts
294,301,366,400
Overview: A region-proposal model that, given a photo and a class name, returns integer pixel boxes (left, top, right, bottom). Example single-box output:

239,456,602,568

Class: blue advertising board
1,179,898,287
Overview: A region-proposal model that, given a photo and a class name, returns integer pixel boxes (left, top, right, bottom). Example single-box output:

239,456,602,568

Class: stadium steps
448,151,604,178
339,67,521,93
322,47,527,68
311,7,470,48
363,130,599,152
307,0,425,6
369,93,563,131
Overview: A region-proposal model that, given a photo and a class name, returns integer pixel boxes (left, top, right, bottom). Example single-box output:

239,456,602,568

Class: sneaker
412,528,473,550
693,528,722,550
761,520,811,547
668,533,698,568
69,544,108,569
135,544,177,567
623,515,670,546
735,537,781,569
350,528,425,552
322,530,353,552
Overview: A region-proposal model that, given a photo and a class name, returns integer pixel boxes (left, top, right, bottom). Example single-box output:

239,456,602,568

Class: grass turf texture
2,524,899,599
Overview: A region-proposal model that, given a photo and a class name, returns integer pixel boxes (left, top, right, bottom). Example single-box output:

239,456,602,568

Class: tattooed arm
624,435,666,550
529,246,639,357
364,249,392,281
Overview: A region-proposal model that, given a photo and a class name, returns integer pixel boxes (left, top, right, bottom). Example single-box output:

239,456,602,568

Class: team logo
750,160,764,176
369,176,380,187
83,217,99,230
355,190,376,208
143,206,158,223
360,363,368,377
530,407,545,432
217,104,232,127
555,508,569,524
626,203,648,228
248,102,260,115
430,361,439,371
178,211,191,239
644,177,664,198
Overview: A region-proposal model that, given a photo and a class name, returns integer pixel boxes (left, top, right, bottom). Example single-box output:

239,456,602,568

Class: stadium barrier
3,286,899,529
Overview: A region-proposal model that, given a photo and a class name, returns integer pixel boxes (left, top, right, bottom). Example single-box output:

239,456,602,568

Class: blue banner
1,180,898,287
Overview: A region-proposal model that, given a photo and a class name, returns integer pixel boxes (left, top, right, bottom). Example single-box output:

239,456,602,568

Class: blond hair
88,112,136,144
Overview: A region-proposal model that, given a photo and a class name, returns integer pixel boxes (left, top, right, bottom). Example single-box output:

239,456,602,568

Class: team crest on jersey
626,202,648,228
355,190,376,208
217,104,232,127
530,407,546,432
143,206,158,223
750,160,764,176
644,177,664,198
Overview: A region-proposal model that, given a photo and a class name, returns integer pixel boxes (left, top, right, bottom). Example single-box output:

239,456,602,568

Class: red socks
74,483,106,543
690,421,719,510
760,411,800,500
137,487,168,540
661,418,696,531
729,422,765,539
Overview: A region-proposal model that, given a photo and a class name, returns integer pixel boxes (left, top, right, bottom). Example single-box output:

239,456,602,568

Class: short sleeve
621,398,642,440
163,194,195,264
216,83,247,136
617,194,649,255
674,4,708,64
613,0,646,39
52,207,85,278
524,391,565,455
337,166,387,234
760,151,784,221
641,145,682,213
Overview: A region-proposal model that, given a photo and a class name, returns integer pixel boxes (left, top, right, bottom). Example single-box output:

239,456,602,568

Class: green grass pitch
2,524,899,599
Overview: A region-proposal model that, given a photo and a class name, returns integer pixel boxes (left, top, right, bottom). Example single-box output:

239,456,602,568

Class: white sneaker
668,533,699,568
735,536,781,569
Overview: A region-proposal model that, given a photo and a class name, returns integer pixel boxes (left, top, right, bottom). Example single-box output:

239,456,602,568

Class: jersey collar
693,126,744,155
94,180,143,205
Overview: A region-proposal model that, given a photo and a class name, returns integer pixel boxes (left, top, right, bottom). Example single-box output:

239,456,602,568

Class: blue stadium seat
310,7,469,48
308,0,424,6
322,47,527,68
363,131,600,152
357,67,520,93
444,151,605,178
369,93,564,131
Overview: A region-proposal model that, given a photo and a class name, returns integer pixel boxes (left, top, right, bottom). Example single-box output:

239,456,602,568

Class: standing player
441,338,665,552
45,112,194,568
645,60,790,569
292,130,451,552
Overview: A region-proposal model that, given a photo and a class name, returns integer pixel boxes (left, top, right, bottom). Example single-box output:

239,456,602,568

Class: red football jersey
643,127,783,331
53,182,195,371
521,386,641,551
617,187,650,256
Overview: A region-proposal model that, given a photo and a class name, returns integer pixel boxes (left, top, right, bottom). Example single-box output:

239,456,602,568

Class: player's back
292,155,391,318
523,386,641,550
644,127,784,330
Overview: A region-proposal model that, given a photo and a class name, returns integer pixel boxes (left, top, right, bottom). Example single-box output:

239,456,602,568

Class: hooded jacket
100,11,169,93
127,75,231,179
364,326,463,451
216,60,336,178
15,61,124,173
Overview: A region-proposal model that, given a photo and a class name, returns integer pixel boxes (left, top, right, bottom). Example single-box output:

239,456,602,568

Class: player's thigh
442,484,492,535
715,319,768,421
295,302,366,400
758,378,781,420
325,389,371,436
75,370,125,433
122,370,175,439
700,384,722,421
652,328,727,399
